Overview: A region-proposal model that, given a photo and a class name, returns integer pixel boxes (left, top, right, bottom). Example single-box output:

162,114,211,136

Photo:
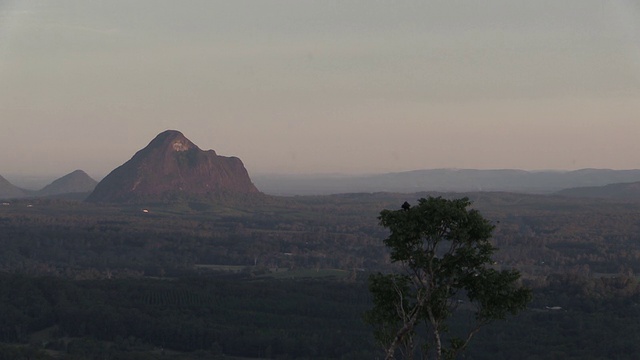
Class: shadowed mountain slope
0,175,28,199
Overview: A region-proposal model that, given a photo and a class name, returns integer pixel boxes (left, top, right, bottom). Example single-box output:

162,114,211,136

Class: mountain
0,174,28,199
252,168,640,195
37,170,97,197
85,130,260,203
556,181,640,200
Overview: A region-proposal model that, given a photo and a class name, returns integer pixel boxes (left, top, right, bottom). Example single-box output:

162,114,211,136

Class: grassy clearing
193,264,352,279
194,264,247,272
265,268,350,279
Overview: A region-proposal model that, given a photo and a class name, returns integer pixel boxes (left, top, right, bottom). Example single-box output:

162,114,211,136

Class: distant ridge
0,174,28,199
37,170,97,197
86,130,260,203
253,168,640,195
556,181,640,200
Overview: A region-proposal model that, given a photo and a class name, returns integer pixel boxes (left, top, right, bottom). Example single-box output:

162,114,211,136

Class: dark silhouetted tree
365,197,531,360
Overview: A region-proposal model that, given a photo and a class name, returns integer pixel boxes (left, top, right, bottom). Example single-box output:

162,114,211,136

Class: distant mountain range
4,131,640,201
253,168,640,196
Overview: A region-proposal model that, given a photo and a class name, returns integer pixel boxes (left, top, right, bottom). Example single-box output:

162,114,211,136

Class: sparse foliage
365,196,532,359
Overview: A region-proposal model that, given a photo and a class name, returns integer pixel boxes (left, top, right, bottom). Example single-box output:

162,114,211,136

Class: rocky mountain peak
148,130,200,153
85,130,260,203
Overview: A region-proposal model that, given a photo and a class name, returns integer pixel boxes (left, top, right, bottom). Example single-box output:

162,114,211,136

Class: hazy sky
1,0,640,179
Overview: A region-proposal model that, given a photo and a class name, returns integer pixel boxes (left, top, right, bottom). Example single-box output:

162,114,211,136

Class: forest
1,191,640,359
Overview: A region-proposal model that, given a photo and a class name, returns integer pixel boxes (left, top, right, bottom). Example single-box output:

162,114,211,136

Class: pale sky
1,0,640,179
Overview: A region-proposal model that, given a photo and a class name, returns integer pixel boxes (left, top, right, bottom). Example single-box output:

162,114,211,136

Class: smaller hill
556,181,640,200
37,170,98,197
0,174,28,199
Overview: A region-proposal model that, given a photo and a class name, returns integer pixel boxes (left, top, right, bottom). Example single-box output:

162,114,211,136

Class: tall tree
365,197,531,359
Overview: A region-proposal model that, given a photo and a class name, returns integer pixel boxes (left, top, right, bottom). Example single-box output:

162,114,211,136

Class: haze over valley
4,131,640,199
2,1,640,179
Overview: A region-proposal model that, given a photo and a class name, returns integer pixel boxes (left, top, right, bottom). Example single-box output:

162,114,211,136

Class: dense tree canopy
366,197,532,359
3,194,640,358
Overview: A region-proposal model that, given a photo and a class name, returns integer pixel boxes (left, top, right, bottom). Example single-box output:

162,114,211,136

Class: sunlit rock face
86,130,260,203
